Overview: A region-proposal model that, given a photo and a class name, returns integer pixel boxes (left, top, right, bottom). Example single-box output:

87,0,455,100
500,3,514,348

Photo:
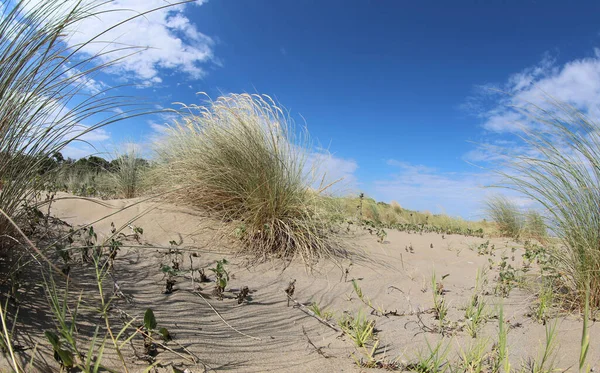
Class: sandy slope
4,193,599,372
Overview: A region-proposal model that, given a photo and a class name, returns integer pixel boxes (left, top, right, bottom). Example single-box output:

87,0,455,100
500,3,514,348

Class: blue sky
60,0,600,219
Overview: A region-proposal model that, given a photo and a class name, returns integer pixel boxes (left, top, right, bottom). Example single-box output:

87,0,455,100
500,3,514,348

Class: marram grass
485,195,524,240
154,93,339,263
499,98,600,307
0,0,150,238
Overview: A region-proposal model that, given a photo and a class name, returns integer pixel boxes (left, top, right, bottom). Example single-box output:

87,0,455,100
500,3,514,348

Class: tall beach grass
154,93,338,263
0,0,152,239
106,148,149,199
499,99,600,307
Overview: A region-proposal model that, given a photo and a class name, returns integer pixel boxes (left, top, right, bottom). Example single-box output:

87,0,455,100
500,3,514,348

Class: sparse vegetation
308,302,334,320
0,1,598,371
409,339,450,373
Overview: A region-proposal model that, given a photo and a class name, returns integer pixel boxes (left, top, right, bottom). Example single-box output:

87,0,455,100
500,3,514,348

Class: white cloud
469,50,600,133
61,143,99,159
77,127,110,142
148,120,169,134
43,0,215,84
61,65,106,94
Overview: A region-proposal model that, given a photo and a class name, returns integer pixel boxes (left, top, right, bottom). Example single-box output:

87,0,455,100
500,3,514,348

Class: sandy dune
5,194,598,372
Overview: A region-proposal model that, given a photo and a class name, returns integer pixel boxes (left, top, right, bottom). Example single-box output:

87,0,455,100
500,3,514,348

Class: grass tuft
154,93,338,263
498,99,600,307
485,195,523,240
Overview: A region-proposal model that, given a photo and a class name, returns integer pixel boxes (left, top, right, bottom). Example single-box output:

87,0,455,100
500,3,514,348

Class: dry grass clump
524,210,547,242
390,200,402,214
154,93,337,263
485,195,524,240
106,148,149,199
499,99,600,307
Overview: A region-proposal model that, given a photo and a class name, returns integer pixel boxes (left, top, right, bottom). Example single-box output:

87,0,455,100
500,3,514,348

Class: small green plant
457,338,489,373
338,311,375,347
107,238,122,269
351,279,388,316
495,253,521,297
431,272,449,329
132,225,144,242
142,309,171,358
493,304,510,373
54,242,72,275
464,269,488,338
309,302,334,320
210,259,230,300
476,240,494,256
43,273,111,373
407,339,450,373
376,228,387,243
161,264,179,294
234,223,247,239
465,295,487,338
525,320,557,373
82,226,98,262
45,330,75,369
532,285,553,324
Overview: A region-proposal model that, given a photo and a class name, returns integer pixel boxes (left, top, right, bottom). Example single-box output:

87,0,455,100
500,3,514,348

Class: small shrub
210,258,229,300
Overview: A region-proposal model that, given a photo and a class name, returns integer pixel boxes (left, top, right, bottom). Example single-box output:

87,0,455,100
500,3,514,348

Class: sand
2,193,598,372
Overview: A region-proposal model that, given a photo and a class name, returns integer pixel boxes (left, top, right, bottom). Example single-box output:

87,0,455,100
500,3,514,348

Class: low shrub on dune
154,93,337,263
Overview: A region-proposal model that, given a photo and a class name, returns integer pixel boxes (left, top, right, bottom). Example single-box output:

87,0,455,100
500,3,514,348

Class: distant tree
72,156,110,174
52,152,64,164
